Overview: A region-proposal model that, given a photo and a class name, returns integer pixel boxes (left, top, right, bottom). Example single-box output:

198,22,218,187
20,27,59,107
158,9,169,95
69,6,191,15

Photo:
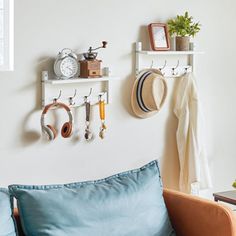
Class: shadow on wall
120,45,135,116
120,25,150,116
120,24,180,189
19,57,55,147
20,109,41,146
137,25,150,50
161,79,180,190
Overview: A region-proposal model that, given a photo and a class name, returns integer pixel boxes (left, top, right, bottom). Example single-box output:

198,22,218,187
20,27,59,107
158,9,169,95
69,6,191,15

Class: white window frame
0,0,14,71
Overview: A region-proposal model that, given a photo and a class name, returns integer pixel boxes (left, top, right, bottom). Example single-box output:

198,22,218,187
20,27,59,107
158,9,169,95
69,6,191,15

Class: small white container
42,71,49,81
189,42,195,51
103,67,111,77
170,37,176,51
136,42,142,51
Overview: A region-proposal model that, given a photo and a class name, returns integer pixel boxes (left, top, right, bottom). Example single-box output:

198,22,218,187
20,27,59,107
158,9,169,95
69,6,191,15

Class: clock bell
79,41,108,78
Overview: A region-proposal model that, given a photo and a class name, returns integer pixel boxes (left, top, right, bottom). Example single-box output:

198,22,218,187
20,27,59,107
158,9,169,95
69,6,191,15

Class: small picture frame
148,23,170,51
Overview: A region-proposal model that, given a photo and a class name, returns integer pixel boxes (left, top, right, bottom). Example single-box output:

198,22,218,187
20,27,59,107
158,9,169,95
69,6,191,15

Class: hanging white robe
174,73,212,194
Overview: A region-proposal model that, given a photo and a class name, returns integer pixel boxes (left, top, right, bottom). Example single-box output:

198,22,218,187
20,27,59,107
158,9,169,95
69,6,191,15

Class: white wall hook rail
41,74,119,108
135,42,204,78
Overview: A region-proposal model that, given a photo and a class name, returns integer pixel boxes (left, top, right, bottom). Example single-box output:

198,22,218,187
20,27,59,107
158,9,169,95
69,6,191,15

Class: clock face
60,57,78,78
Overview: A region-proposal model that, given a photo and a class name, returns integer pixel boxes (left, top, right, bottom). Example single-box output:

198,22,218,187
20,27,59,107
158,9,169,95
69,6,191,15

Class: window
0,0,13,71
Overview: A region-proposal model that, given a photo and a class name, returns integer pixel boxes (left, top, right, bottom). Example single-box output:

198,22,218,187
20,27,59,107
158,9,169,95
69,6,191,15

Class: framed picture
148,23,170,51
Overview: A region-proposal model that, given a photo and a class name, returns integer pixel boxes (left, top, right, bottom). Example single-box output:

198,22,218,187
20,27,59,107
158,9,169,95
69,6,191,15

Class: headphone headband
41,102,73,140
42,102,71,114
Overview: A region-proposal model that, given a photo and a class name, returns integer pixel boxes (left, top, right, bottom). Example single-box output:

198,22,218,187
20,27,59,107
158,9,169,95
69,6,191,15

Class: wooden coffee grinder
79,41,107,78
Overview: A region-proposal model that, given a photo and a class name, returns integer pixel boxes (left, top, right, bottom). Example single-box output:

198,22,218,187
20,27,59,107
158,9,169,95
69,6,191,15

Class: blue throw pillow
9,160,175,236
0,188,17,236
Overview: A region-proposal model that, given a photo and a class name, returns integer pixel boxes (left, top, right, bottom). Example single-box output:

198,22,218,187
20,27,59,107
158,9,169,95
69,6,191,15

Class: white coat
174,73,212,194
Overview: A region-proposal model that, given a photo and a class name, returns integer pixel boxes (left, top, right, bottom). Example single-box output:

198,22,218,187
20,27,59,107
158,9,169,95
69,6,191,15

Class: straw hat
131,69,167,118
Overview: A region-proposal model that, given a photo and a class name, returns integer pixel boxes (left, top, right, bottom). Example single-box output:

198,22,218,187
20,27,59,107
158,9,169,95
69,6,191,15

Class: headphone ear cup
45,125,57,140
61,122,72,138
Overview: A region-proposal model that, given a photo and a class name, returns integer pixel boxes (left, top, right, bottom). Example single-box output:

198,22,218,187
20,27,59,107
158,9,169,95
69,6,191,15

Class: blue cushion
0,188,17,236
9,160,175,236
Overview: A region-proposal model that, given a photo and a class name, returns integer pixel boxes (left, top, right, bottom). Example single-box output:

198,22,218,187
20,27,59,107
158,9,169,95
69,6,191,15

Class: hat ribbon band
136,71,152,112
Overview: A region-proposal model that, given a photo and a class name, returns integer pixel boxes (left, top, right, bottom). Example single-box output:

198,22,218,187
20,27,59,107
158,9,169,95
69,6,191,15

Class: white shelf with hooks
137,50,204,55
135,42,204,77
41,75,119,108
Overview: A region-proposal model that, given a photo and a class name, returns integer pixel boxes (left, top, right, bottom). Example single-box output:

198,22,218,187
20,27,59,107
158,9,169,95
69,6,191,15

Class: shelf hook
150,60,154,69
184,66,189,74
172,60,180,76
69,89,77,105
98,92,105,101
174,60,180,70
84,88,93,102
159,60,167,75
87,88,92,97
53,90,62,103
160,60,167,70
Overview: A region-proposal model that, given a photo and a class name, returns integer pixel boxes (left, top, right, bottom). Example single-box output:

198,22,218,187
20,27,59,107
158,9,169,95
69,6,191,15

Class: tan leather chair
164,189,236,236
14,189,236,236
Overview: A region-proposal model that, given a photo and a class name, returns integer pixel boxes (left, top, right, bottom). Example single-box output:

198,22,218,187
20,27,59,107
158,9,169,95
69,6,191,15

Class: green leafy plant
167,12,201,37
233,180,236,189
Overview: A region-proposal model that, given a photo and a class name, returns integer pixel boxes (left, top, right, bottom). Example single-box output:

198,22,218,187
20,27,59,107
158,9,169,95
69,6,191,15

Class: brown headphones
40,102,73,140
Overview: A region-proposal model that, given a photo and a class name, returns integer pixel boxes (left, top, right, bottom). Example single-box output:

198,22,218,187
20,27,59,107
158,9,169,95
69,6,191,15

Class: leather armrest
14,209,24,236
163,188,236,236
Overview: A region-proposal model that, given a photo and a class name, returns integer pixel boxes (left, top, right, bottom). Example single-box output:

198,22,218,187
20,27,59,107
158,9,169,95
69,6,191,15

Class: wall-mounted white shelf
41,75,119,108
44,76,119,85
135,42,204,77
137,50,205,55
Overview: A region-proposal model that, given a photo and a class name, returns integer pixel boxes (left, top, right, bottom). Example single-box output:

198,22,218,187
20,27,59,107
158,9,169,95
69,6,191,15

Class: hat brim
131,69,165,119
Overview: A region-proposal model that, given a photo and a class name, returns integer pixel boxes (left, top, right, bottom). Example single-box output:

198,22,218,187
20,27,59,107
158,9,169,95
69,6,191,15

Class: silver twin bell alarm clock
54,48,78,79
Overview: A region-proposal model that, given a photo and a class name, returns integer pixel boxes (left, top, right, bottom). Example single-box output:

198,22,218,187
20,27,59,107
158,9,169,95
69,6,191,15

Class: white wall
0,0,235,195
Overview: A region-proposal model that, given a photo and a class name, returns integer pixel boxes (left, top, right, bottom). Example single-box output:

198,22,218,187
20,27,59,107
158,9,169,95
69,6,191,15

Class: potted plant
167,12,201,51
233,180,236,189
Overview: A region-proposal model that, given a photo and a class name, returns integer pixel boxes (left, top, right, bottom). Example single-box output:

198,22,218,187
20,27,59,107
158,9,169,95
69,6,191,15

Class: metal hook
98,92,105,101
172,60,180,76
159,60,167,75
72,89,77,99
150,60,154,69
53,90,62,103
159,60,167,70
84,88,93,102
69,89,77,105
174,60,180,70
87,88,93,97
184,67,189,74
